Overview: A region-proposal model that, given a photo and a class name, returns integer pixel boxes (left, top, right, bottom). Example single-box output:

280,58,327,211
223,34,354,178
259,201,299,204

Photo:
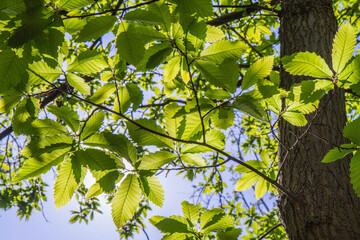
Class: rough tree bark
278,0,360,239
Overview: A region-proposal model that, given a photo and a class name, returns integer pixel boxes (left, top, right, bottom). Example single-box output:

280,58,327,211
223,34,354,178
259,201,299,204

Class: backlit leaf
76,16,117,42
90,83,116,104
181,201,199,226
242,56,274,90
80,111,104,140
235,172,259,191
200,40,247,63
54,157,83,208
66,73,90,95
181,153,206,167
147,176,165,207
332,22,356,73
282,52,333,78
84,132,137,164
343,117,360,145
322,144,356,163
112,174,142,229
138,151,177,170
47,105,79,132
13,147,71,182
58,0,94,10
67,50,108,74
127,119,174,149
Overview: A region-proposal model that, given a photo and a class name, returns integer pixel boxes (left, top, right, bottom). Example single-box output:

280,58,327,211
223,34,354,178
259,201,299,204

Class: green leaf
76,149,117,177
80,111,104,140
234,160,267,173
286,101,318,115
58,0,94,10
66,73,90,95
150,215,191,233
27,119,69,136
164,56,181,83
0,50,28,93
90,83,116,104
200,209,224,230
162,233,192,240
86,171,123,199
288,79,333,104
322,144,356,163
84,132,137,164
148,0,171,31
0,0,25,15
202,214,234,234
170,0,213,17
21,135,74,158
343,117,360,145
124,1,171,31
282,52,333,78
28,61,62,85
112,174,142,229
235,172,259,191
181,201,199,226
63,18,87,34
54,157,83,208
47,105,80,132
282,111,307,127
211,108,235,130
126,83,143,111
217,228,242,240
164,103,184,139
136,42,172,70
200,40,247,63
350,151,360,197
181,153,206,167
127,119,175,149
232,92,267,122
241,56,274,90
147,176,165,207
205,89,230,100
195,59,239,93
332,22,356,73
182,129,225,153
13,147,72,182
76,16,117,42
255,177,267,199
138,151,177,170
0,94,21,114
12,97,39,135
339,55,360,84
113,86,131,116
88,171,121,198
205,25,225,42
67,50,108,74
116,22,166,65
180,112,204,141
124,9,164,26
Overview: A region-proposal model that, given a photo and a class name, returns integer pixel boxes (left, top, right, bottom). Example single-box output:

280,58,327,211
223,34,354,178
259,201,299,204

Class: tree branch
55,87,298,202
208,3,279,26
259,223,283,240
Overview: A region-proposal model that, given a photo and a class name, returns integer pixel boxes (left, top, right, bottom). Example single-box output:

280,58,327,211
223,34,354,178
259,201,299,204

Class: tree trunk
278,0,360,239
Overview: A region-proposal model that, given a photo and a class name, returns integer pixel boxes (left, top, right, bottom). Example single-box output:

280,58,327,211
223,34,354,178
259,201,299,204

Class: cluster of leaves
150,201,241,240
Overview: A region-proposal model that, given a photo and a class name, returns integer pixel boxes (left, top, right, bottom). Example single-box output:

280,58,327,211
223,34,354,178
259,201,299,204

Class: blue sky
0,172,195,240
